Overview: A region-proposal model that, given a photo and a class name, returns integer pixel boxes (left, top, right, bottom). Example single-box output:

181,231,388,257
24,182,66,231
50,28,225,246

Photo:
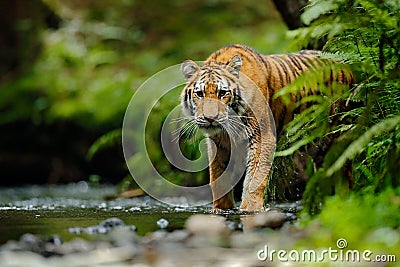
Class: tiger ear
227,55,242,77
181,60,200,81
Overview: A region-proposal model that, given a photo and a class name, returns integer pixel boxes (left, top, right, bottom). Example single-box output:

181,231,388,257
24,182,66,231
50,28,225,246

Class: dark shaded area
0,120,126,185
0,0,73,185
272,0,307,30
0,0,59,81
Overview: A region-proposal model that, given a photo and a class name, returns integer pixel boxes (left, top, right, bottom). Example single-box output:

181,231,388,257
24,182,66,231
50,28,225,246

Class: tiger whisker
170,116,195,123
223,117,250,141
228,115,254,119
171,119,199,143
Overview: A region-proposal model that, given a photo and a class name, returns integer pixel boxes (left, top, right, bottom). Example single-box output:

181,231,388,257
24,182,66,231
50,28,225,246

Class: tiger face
181,55,245,136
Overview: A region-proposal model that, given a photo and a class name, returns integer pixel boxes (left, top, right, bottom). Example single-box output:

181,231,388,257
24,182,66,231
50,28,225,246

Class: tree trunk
271,0,308,30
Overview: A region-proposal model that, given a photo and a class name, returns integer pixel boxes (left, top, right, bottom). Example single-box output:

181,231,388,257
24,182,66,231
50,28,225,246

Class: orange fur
181,44,353,211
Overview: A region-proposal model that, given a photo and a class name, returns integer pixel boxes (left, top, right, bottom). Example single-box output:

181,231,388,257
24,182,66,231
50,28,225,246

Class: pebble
156,218,169,229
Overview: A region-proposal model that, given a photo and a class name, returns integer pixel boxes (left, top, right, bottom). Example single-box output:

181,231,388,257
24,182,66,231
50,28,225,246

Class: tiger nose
204,114,217,122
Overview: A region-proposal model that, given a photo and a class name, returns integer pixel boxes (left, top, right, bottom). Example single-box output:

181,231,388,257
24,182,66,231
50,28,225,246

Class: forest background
0,1,399,252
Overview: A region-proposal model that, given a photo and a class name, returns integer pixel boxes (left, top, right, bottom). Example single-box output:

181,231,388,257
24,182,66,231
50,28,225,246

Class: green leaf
301,0,337,25
87,129,122,160
326,115,400,176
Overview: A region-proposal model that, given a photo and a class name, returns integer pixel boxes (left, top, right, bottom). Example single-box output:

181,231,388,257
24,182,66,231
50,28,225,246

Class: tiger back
205,44,354,133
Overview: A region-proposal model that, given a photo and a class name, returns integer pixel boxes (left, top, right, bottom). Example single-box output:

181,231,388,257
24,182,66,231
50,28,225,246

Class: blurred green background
0,0,289,186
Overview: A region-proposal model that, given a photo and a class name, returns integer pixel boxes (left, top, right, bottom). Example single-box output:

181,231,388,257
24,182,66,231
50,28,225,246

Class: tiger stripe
180,44,354,211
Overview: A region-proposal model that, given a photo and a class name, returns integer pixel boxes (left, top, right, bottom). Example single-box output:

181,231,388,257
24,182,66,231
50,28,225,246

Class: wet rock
241,209,286,231
83,226,99,235
44,235,62,247
97,227,108,234
258,209,287,228
18,233,47,255
127,225,137,232
55,245,135,267
151,230,168,241
68,217,136,235
226,220,242,230
0,251,45,267
156,218,169,229
185,215,230,248
16,233,63,257
285,212,298,222
230,232,265,248
52,238,94,255
185,214,228,236
19,233,41,249
164,230,189,243
68,227,83,235
98,217,125,228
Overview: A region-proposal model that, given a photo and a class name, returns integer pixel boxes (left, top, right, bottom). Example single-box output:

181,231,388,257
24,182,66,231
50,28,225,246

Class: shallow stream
0,182,307,266
0,182,301,244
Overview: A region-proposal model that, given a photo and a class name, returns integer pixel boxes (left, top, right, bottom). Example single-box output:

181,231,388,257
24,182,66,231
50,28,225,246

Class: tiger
180,44,354,211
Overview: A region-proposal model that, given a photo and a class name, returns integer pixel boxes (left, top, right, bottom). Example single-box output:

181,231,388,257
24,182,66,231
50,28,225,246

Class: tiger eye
195,90,204,98
218,90,229,98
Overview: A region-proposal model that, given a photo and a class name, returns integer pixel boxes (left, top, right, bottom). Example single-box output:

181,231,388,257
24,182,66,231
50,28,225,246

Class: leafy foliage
298,187,400,254
0,0,288,184
276,0,400,213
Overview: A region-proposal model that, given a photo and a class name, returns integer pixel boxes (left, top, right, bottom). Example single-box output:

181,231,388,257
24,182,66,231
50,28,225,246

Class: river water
0,182,301,244
0,183,193,243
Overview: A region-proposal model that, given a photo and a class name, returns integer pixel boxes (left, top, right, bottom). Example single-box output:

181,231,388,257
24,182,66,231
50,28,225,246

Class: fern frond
87,129,122,160
326,115,400,176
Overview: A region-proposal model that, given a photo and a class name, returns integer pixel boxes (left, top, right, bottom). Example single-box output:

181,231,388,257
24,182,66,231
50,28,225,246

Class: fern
87,129,122,160
301,0,338,26
326,115,400,176
278,0,400,212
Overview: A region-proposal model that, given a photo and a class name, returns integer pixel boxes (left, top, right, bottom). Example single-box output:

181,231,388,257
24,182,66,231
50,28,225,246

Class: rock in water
68,218,136,235
98,218,125,229
185,215,227,236
241,209,286,231
156,218,169,229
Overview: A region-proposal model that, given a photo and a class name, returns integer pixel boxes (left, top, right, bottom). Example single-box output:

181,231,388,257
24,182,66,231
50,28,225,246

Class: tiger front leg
207,138,235,210
240,136,275,212
211,183,234,210
209,157,235,210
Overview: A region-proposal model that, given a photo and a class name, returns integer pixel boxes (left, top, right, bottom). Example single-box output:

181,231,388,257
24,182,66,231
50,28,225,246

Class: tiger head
180,55,247,137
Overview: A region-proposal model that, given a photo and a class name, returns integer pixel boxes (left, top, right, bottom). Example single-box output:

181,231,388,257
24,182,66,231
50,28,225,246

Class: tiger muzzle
200,98,224,126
